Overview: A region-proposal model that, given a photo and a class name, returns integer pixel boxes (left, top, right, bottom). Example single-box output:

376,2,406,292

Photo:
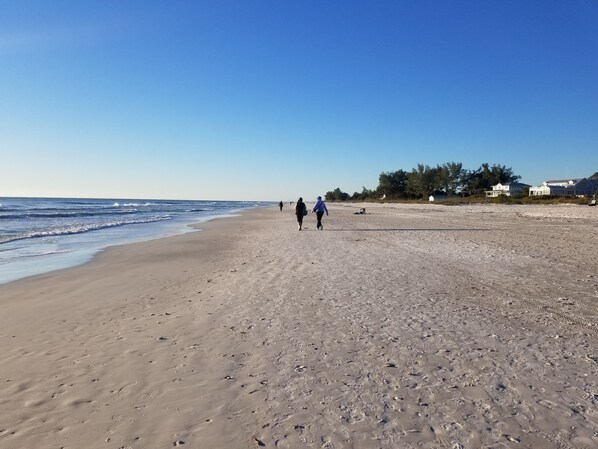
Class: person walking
279,201,283,211
312,196,328,230
295,197,307,230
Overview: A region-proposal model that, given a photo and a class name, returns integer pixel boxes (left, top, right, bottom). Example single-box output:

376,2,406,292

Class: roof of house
494,182,531,187
546,178,584,184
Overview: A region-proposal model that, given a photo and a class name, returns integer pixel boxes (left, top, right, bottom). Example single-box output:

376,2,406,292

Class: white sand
1,203,597,449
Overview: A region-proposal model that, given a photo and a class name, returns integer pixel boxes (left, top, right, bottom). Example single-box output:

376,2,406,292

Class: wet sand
1,203,597,449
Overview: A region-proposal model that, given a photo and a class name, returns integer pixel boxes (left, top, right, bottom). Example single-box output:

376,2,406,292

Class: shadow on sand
327,228,495,232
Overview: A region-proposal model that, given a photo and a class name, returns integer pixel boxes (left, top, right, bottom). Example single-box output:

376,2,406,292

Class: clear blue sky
1,0,597,201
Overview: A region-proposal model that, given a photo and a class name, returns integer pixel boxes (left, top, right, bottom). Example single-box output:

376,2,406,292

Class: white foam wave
0,216,172,244
112,202,153,207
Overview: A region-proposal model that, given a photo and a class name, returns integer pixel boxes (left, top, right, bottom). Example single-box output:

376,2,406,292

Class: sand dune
1,203,597,449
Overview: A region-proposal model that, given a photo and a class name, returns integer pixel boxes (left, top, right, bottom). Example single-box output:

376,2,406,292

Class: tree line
325,162,521,201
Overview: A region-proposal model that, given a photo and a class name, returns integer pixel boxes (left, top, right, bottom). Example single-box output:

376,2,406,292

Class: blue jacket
312,198,328,213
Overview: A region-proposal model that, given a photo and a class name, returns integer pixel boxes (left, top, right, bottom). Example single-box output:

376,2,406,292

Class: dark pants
316,211,324,228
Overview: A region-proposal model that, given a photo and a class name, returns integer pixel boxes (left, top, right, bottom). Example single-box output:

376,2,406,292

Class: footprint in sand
275,438,290,448
321,436,334,448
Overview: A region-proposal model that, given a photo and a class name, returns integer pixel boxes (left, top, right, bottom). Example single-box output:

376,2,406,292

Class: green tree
442,162,465,194
325,187,350,201
435,164,451,194
324,161,520,200
407,164,439,198
463,163,519,195
352,186,374,200
377,170,409,198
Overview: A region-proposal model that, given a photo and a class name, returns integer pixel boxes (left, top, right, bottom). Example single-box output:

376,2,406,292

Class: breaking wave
0,216,172,245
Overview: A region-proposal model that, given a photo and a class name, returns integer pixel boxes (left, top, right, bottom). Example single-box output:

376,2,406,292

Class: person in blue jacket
312,196,329,230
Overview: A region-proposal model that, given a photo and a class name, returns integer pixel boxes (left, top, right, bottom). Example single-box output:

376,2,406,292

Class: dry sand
1,203,597,449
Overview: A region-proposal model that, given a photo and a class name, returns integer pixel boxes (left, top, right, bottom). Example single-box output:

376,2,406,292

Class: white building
529,178,598,197
485,182,530,198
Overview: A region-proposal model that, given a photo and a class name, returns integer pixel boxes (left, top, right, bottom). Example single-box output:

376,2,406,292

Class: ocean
0,197,273,284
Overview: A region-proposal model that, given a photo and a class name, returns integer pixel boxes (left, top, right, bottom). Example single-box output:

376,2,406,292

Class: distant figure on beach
312,196,329,230
354,208,366,214
295,197,307,231
279,201,283,211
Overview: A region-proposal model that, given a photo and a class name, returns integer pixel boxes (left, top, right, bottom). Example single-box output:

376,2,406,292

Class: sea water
0,197,272,284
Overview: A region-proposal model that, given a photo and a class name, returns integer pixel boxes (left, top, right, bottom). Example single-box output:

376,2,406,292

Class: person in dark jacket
295,197,307,230
312,196,328,230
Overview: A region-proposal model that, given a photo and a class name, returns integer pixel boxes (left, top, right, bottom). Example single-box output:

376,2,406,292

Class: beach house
485,182,530,198
529,178,598,197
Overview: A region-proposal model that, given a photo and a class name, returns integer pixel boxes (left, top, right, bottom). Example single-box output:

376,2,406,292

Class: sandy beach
1,202,597,449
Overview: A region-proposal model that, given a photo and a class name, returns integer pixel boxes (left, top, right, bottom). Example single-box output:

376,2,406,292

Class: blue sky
1,1,597,201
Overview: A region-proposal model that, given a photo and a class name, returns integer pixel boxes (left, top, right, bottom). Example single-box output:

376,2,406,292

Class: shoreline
1,203,597,449
0,204,266,286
